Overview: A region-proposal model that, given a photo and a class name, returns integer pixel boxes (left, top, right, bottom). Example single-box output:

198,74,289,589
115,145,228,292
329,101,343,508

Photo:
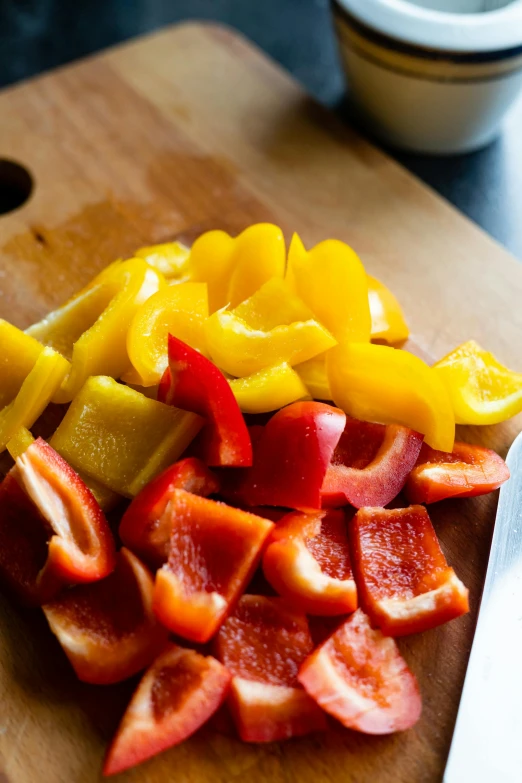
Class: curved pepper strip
263,510,357,616
294,354,332,401
229,362,309,414
120,457,220,568
433,340,522,425
406,441,510,504
104,644,231,776
50,376,202,497
287,233,371,343
0,347,70,452
189,229,236,313
327,343,455,452
368,275,409,344
321,417,423,508
153,491,274,643
227,223,286,309
298,609,422,734
159,334,252,467
0,320,44,409
228,401,346,510
27,258,164,403
135,240,191,281
43,548,168,685
125,282,209,387
0,438,115,605
205,310,336,379
215,595,327,742
350,506,469,636
233,278,312,331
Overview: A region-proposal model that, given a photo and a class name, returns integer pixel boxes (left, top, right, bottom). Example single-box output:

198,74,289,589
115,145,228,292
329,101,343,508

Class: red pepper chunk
405,441,510,504
263,510,357,616
298,609,421,734
232,401,346,510
158,335,252,467
322,417,423,508
153,492,274,643
43,548,168,684
103,644,231,776
215,595,327,742
0,438,115,605
350,506,469,636
119,457,219,568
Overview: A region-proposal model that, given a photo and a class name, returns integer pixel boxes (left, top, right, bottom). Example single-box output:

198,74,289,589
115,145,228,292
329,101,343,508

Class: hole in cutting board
0,159,33,215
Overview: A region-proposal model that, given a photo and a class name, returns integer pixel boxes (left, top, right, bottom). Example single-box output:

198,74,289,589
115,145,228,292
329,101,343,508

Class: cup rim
333,0,522,53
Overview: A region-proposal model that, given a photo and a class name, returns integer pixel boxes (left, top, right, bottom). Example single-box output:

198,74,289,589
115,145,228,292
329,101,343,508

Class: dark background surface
1,0,521,258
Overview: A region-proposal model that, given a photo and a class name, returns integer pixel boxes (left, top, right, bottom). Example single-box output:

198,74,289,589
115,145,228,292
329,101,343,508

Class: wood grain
0,21,521,783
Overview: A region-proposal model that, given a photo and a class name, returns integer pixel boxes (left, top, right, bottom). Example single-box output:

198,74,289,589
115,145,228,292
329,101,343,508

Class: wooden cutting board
1,21,522,783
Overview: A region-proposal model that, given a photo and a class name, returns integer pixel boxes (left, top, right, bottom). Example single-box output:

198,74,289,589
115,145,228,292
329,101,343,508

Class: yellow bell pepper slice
229,363,310,414
368,275,409,344
287,234,371,343
135,241,191,282
6,426,120,511
189,230,236,313
27,258,164,403
125,282,209,386
0,348,70,452
50,376,202,497
205,310,336,378
327,343,455,451
6,426,36,460
294,354,332,401
433,340,522,425
0,320,44,409
227,223,285,308
234,278,313,331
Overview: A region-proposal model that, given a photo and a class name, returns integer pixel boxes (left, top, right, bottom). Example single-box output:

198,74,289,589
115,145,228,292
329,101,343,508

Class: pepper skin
232,401,346,510
327,342,455,452
159,335,252,467
286,233,371,343
50,376,202,497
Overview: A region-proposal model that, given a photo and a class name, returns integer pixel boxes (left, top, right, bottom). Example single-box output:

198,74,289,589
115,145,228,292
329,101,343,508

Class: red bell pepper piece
103,644,231,776
262,509,357,616
214,594,327,742
119,457,219,568
321,417,423,508
43,548,168,684
153,492,274,643
158,335,252,467
405,441,510,504
0,438,115,605
230,401,346,509
350,506,469,636
298,609,421,734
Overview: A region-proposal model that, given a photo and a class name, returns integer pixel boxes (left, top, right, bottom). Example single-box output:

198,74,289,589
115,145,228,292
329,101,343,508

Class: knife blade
444,431,522,783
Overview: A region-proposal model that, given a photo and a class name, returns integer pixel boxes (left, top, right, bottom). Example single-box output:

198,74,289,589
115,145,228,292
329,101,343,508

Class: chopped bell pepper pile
0,223,519,774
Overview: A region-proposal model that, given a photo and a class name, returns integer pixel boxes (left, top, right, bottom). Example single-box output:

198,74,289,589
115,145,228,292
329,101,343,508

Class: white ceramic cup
331,0,522,154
